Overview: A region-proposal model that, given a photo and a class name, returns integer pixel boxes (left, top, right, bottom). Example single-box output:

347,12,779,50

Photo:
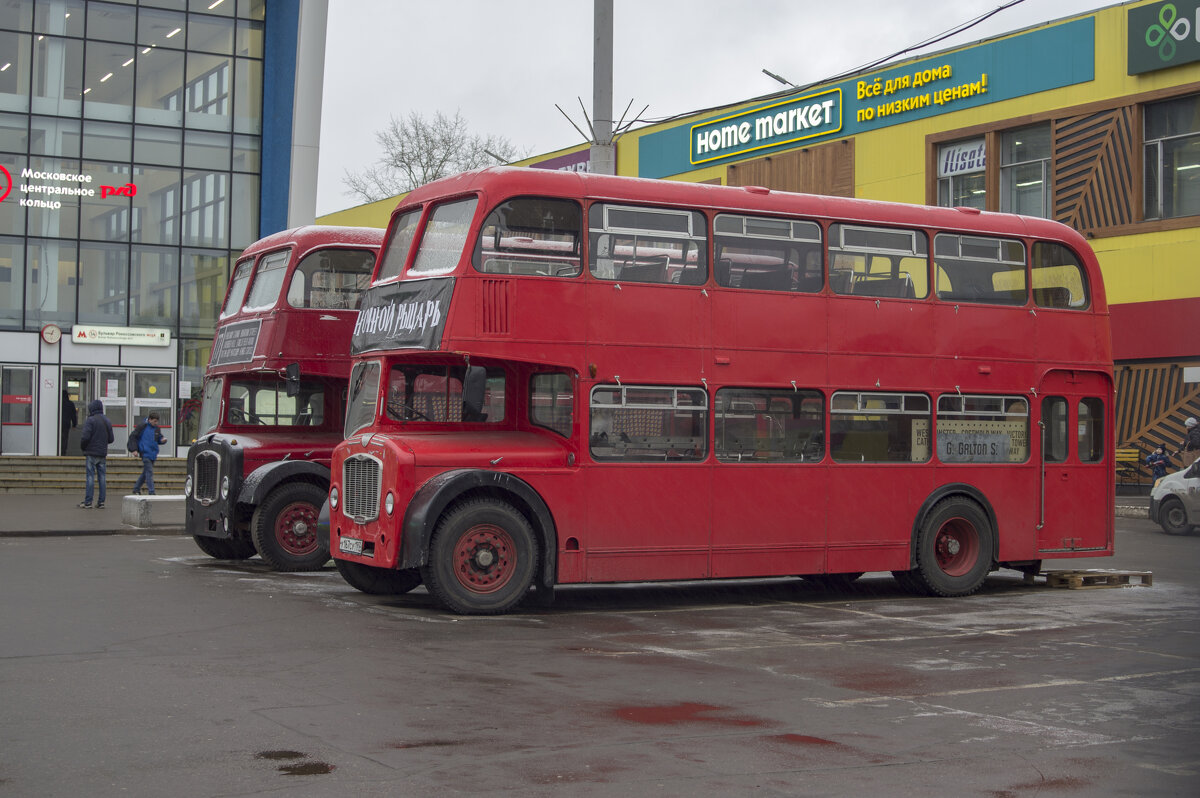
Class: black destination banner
209,319,262,366
351,277,454,354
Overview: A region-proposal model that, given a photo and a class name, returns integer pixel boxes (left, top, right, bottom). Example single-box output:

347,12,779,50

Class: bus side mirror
285,362,301,398
463,366,487,421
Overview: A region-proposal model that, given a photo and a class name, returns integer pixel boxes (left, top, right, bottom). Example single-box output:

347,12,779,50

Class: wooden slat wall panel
1052,107,1135,234
728,139,855,197
1115,361,1200,478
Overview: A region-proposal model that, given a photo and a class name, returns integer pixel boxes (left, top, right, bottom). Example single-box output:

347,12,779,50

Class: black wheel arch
399,469,557,589
237,460,331,506
905,483,999,570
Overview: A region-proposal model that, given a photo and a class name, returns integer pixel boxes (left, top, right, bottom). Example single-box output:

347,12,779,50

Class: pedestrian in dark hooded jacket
78,399,114,508
60,390,77,456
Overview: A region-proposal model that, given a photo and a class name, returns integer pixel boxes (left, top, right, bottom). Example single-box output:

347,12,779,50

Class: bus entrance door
1036,370,1112,554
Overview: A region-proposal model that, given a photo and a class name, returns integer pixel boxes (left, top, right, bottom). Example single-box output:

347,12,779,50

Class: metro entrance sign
72,325,171,347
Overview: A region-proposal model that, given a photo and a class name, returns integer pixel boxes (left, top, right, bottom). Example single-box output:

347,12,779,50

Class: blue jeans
133,457,156,495
85,455,107,505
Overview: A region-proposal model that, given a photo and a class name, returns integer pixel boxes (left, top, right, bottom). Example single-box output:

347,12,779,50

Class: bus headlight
183,475,192,498
330,486,339,510
385,492,395,516
220,476,230,500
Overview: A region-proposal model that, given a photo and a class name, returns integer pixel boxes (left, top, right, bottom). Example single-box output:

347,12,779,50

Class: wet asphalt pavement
0,515,1196,797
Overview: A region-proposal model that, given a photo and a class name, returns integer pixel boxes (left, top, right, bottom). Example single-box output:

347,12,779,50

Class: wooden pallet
1042,569,1154,589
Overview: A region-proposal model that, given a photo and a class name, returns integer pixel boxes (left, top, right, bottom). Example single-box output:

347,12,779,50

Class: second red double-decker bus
187,225,382,570
325,167,1113,613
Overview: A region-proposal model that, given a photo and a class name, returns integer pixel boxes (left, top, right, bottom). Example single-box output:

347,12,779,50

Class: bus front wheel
913,498,993,597
422,498,538,615
335,559,422,595
251,483,330,572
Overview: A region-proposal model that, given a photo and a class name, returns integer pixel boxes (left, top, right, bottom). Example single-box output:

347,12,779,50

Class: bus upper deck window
242,248,291,312
410,198,479,275
377,209,421,281
474,198,582,277
287,248,375,310
1032,242,1089,310
222,258,254,318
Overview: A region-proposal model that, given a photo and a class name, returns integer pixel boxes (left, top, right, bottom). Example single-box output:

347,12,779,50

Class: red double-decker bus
325,167,1112,613
187,225,382,570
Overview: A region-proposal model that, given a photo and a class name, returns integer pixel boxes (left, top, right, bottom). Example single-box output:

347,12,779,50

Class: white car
1149,460,1200,535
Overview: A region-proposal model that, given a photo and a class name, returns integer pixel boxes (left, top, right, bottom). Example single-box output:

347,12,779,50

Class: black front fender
399,469,557,588
237,460,331,506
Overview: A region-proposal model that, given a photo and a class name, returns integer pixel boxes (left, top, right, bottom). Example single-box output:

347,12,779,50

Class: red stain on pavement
612,702,764,727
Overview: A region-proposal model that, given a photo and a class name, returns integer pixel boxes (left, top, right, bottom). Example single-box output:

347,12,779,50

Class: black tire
1159,497,1195,536
421,498,538,615
912,497,994,597
803,572,864,590
251,483,330,572
335,559,422,595
192,534,256,560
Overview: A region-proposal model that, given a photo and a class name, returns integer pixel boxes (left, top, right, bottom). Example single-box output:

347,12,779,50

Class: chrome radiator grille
343,455,381,522
194,450,221,504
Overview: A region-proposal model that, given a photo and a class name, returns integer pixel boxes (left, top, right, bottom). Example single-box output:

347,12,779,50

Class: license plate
339,536,364,555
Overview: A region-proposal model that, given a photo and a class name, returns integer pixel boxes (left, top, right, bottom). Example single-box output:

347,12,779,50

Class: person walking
1145,444,1171,480
132,412,167,495
60,389,77,456
78,399,114,508
1181,418,1200,468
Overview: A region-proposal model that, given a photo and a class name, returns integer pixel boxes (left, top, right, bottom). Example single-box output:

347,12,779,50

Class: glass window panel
25,238,76,331
183,129,229,169
287,247,373,309
183,53,231,130
933,233,1027,305
1145,94,1200,141
229,171,258,249
221,256,251,317
180,169,227,248
1042,397,1068,463
34,0,85,37
78,241,127,325
130,164,180,246
1032,242,1089,309
136,7,187,49
0,153,26,236
141,0,186,10
24,156,81,240
130,245,179,327
31,36,83,117
87,1,136,43
232,56,261,134
179,248,227,335
530,373,573,438
238,0,266,21
83,120,132,162
715,387,824,463
0,113,30,153
1,0,34,31
135,46,184,126
589,385,707,461
231,133,258,172
1160,135,1200,219
829,223,928,298
474,197,582,277
714,212,822,292
936,393,1029,463
242,247,288,311
26,116,80,158
1001,124,1051,163
235,19,263,58
377,209,420,281
411,198,478,274
79,161,132,241
1078,397,1104,463
344,361,379,437
83,41,135,121
133,125,181,165
830,391,931,463
179,337,210,441
0,236,24,329
188,13,234,54
191,0,233,15
0,31,33,113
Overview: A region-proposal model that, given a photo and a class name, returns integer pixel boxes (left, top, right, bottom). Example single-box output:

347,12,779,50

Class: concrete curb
1116,505,1149,519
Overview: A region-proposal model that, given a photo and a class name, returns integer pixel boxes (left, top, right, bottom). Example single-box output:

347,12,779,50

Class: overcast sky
315,0,1112,216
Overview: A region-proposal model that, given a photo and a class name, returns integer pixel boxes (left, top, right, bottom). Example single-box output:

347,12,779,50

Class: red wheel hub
452,524,515,594
275,502,319,556
934,517,979,577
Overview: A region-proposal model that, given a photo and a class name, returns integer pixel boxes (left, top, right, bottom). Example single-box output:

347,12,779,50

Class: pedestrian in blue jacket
132,413,167,495
78,400,114,508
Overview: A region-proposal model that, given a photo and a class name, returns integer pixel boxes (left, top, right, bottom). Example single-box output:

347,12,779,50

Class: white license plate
339,536,364,555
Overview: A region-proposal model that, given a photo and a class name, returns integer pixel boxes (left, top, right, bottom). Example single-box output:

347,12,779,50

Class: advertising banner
350,278,454,354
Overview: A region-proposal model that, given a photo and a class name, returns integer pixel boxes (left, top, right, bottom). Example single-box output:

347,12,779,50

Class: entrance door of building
1,366,35,455
67,367,175,456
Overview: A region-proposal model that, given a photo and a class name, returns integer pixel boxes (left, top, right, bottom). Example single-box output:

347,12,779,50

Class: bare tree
343,110,522,203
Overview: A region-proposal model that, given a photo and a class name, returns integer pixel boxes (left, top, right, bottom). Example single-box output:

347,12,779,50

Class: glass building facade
0,0,320,456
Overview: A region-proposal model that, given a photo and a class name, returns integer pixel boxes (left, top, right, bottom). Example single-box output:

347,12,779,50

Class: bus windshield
386,364,505,423
198,377,223,435
225,377,326,428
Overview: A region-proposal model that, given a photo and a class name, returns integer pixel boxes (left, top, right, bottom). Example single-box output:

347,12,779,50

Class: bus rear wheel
251,483,330,572
335,559,422,595
193,534,256,561
913,498,993,597
421,498,538,615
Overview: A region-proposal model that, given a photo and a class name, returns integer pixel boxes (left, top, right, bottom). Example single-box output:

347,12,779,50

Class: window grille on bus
194,450,221,504
343,454,382,523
